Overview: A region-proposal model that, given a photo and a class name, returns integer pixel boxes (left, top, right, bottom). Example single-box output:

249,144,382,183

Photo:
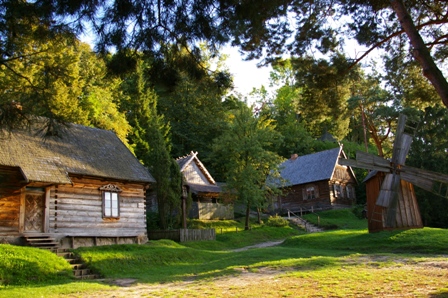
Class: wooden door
24,191,45,233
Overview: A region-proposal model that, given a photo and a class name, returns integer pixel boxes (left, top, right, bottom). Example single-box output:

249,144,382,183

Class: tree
211,102,283,230
253,60,315,158
0,38,130,142
407,105,448,228
3,0,448,108
121,60,181,229
290,54,353,140
154,45,231,161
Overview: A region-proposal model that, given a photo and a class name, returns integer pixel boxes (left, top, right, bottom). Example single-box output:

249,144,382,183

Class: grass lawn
1,209,448,297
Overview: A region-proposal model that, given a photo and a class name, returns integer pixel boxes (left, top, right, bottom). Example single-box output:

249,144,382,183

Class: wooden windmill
339,114,448,232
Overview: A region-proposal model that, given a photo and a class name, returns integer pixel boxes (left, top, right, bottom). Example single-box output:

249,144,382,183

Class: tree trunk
390,0,448,108
245,203,251,230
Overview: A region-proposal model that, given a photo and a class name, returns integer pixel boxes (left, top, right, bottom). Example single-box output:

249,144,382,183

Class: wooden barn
273,147,357,212
363,171,423,233
0,119,155,248
176,151,233,220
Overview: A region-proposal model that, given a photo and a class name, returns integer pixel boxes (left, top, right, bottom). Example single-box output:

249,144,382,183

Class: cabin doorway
24,188,45,233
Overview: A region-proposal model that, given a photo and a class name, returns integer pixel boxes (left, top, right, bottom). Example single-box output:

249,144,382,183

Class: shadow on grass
75,227,448,285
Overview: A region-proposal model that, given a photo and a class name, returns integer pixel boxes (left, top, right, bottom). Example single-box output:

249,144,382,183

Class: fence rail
148,229,216,242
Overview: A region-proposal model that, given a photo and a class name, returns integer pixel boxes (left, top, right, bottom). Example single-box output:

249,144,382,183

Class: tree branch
390,0,448,108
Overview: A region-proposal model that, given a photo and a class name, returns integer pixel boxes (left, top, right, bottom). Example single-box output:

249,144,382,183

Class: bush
266,215,289,227
352,205,367,219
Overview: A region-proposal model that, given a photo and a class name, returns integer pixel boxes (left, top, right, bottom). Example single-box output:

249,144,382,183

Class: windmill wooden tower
340,114,448,232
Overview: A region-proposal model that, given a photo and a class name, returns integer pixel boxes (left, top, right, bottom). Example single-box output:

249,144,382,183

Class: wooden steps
22,234,60,251
22,234,101,279
56,248,101,280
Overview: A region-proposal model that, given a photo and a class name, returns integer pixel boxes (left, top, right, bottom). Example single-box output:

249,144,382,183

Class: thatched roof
0,120,155,184
277,147,349,187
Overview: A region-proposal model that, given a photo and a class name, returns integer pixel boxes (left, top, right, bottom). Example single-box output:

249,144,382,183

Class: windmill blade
391,114,407,165
338,151,391,173
400,165,448,198
394,133,413,165
376,173,401,207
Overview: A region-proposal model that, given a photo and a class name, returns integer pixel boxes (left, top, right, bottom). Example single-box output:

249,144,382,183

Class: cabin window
334,184,346,198
99,184,122,219
346,185,355,199
103,191,119,218
302,185,319,200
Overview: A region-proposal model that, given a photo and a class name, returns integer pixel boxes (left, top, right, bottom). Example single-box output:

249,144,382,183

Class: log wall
49,177,147,237
278,180,332,212
0,167,23,237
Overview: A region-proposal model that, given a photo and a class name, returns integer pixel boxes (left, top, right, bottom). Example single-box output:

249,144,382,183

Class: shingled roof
0,120,155,184
278,147,347,187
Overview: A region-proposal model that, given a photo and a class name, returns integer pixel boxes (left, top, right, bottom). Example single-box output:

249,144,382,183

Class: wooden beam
18,187,25,233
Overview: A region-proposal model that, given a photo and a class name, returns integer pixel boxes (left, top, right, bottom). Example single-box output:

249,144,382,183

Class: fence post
318,216,320,226
288,210,290,219
311,206,314,213
300,208,303,217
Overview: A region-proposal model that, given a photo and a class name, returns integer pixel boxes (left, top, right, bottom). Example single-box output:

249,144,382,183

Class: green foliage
121,60,181,229
408,105,448,228
266,215,289,227
0,38,131,143
155,45,230,162
291,54,353,140
210,101,284,229
0,245,72,285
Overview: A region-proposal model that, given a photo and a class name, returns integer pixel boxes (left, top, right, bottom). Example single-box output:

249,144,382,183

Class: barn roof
277,147,349,187
0,120,155,184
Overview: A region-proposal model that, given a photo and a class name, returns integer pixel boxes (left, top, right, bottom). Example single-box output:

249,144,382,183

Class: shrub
266,215,289,227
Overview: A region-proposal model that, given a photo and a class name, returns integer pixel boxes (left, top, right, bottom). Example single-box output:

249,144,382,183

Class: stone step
71,263,86,270
73,268,91,276
75,274,101,280
57,251,74,258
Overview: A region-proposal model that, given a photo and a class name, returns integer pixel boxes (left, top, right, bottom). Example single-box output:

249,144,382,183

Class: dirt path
231,240,285,252
68,246,448,297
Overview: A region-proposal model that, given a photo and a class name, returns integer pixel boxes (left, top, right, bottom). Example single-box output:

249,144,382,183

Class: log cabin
0,119,155,248
176,151,233,220
272,147,357,213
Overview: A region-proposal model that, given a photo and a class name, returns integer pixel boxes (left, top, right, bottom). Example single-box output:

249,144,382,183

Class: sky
221,46,273,96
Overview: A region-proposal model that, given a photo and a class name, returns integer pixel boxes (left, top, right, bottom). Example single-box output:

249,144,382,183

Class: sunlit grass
1,209,448,297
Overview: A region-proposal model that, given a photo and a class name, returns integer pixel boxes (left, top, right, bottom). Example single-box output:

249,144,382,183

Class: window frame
99,184,122,219
302,184,318,200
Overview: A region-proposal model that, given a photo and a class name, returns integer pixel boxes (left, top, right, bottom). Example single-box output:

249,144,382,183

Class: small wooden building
176,151,233,220
363,171,423,233
274,147,357,212
0,120,155,248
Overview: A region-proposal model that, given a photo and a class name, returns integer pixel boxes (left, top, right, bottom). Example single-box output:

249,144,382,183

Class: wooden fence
148,229,216,242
